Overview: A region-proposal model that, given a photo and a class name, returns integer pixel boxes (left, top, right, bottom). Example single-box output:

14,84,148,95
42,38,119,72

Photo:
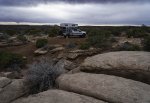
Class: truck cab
60,23,86,38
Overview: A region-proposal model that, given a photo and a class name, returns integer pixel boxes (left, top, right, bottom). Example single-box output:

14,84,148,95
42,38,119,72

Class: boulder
0,88,2,92
12,90,105,103
57,53,65,59
55,59,77,71
0,72,21,79
57,73,150,103
112,37,142,48
69,50,86,53
34,48,48,55
50,47,64,53
49,44,62,48
81,51,150,84
0,79,27,103
67,53,81,60
0,77,11,88
67,49,101,60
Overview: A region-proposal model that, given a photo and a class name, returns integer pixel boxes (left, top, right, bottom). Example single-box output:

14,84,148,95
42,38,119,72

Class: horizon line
0,22,149,27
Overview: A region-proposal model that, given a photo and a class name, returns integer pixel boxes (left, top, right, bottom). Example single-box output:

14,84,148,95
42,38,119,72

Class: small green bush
0,52,25,71
110,37,117,43
0,33,9,41
126,28,148,38
36,39,48,48
119,42,141,51
87,31,112,48
17,35,27,43
79,43,90,50
48,26,60,37
143,36,150,51
65,42,77,49
28,29,42,36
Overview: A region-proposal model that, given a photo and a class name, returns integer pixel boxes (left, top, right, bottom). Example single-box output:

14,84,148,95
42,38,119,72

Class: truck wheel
64,35,67,38
67,34,70,38
82,34,86,38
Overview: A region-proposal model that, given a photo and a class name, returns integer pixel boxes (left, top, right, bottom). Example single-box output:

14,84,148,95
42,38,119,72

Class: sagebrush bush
36,39,48,48
0,51,25,71
79,43,90,50
17,35,27,43
126,28,148,38
48,26,60,37
65,42,77,49
25,58,64,94
0,33,9,41
143,36,150,51
87,31,112,48
119,42,141,51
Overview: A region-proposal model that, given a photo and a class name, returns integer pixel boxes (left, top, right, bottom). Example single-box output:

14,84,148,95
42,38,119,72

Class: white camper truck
60,23,86,38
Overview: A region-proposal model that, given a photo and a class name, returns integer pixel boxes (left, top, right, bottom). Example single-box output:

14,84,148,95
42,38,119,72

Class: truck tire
67,34,70,38
82,33,86,38
64,35,67,38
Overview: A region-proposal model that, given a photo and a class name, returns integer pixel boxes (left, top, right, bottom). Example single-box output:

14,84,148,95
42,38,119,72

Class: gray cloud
0,0,150,6
0,3,150,25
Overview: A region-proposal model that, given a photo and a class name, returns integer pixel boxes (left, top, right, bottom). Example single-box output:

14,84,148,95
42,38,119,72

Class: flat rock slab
81,51,150,84
0,79,27,103
55,59,78,71
67,53,81,60
34,48,48,55
57,73,150,103
0,72,21,79
0,77,11,88
50,47,64,53
13,90,106,103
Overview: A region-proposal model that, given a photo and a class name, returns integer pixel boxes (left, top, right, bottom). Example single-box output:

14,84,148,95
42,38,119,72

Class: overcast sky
0,0,150,25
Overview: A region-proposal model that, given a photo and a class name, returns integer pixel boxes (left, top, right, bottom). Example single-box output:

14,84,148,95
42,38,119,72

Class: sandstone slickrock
67,53,80,60
34,48,48,55
12,90,106,103
69,49,101,54
0,79,27,103
57,73,150,103
0,72,21,79
55,59,78,71
0,77,11,88
54,59,76,72
81,51,150,84
50,47,64,53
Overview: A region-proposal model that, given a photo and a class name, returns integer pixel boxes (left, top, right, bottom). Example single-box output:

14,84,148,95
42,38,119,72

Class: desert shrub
126,28,148,38
143,36,150,51
65,42,77,49
25,58,64,94
17,35,27,43
79,43,90,50
87,31,112,48
119,42,141,51
110,37,117,43
0,52,25,71
111,29,121,36
36,39,48,48
48,26,60,37
28,29,42,36
5,30,17,36
0,33,9,41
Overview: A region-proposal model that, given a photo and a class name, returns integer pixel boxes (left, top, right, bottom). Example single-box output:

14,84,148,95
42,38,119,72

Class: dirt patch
0,37,86,63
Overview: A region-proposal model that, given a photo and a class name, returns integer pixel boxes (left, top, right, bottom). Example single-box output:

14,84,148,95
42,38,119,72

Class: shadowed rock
0,77,11,88
80,51,150,84
12,90,106,103
57,73,150,103
0,79,27,103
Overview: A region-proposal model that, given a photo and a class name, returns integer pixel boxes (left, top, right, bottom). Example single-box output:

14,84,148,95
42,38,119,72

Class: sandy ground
0,36,86,63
